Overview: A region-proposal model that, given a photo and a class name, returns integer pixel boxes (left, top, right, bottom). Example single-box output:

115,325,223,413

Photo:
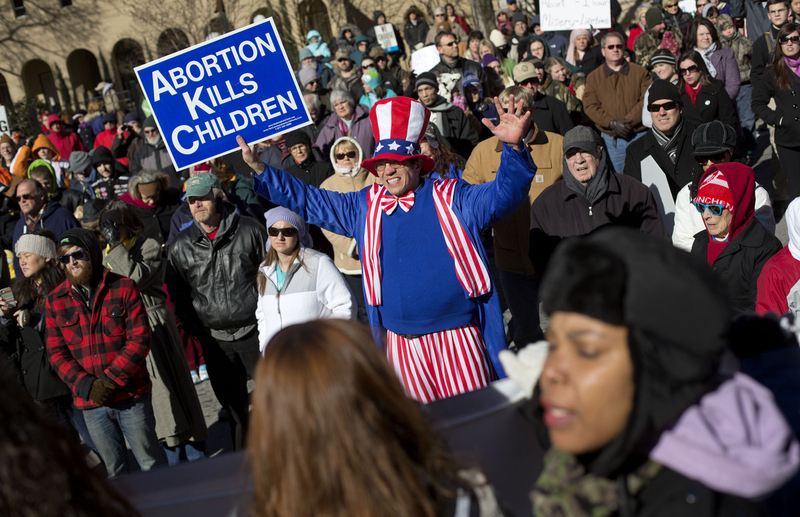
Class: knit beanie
648,79,683,106
15,233,57,259
415,72,439,90
298,47,314,61
143,116,157,129
489,29,508,48
645,7,664,29
123,112,141,124
512,12,527,28
362,69,381,89
649,52,676,69
461,71,482,90
298,67,320,87
264,207,313,250
695,170,734,212
92,146,114,165
482,53,500,67
69,151,92,175
284,130,312,150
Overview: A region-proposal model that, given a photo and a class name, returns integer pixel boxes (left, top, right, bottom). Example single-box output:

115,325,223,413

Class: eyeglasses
375,161,408,173
16,194,35,201
306,80,319,85
143,128,158,135
335,151,357,160
58,250,87,264
693,202,726,216
605,44,624,50
780,36,800,44
289,144,308,153
647,101,678,112
679,65,700,75
435,13,446,17
695,152,727,164
268,227,299,237
377,57,387,62
665,3,679,7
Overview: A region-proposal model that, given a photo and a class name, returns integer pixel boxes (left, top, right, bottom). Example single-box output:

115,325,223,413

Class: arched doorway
21,59,58,108
0,72,11,109
67,49,102,108
112,38,146,92
298,0,332,45
157,28,191,58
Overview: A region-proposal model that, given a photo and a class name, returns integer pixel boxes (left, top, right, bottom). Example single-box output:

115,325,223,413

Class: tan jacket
320,169,378,274
584,61,652,135
462,127,564,275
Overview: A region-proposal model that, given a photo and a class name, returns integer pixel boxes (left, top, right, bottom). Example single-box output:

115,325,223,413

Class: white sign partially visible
375,24,399,53
0,106,8,136
411,46,441,74
540,0,611,32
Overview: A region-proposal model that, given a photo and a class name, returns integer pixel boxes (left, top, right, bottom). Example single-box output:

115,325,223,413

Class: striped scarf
362,180,492,306
651,120,683,164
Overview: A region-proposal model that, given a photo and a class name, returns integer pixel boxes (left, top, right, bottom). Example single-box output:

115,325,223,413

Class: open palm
481,93,532,146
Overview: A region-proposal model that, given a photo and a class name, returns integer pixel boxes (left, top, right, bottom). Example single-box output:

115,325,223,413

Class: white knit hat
15,233,57,259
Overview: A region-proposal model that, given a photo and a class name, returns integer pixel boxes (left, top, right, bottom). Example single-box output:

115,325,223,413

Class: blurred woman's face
531,41,546,59
480,45,492,58
550,63,567,82
653,62,676,80
696,25,713,50
721,25,736,38
680,59,702,86
36,148,53,161
18,252,48,278
539,311,635,455
575,35,589,51
269,220,299,255
334,143,358,169
469,38,480,53
420,140,434,159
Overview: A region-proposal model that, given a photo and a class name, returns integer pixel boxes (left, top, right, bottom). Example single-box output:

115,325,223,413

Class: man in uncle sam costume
238,95,536,403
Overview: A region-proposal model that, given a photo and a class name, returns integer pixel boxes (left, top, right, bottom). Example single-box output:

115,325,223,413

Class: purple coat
315,104,375,161
710,47,741,101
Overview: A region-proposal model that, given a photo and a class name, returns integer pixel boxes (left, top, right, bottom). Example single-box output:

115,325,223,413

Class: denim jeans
163,440,207,466
736,84,757,152
601,131,645,173
82,394,166,477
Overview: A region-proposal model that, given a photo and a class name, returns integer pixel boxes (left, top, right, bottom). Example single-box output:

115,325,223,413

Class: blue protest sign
135,18,311,170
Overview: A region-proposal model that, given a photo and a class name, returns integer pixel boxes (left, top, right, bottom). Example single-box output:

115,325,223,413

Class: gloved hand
100,219,121,247
619,119,635,139
88,378,118,406
498,341,549,398
608,119,627,138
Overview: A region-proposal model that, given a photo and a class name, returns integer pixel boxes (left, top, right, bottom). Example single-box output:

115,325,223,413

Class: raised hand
481,93,532,150
236,135,265,174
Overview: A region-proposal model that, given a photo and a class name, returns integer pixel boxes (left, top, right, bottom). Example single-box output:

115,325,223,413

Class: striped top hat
361,97,436,176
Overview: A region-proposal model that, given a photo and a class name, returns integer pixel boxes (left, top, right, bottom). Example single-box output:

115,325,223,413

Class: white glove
499,341,549,398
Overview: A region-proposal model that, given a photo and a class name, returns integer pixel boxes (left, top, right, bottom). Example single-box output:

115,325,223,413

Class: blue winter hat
461,71,482,90
264,207,313,250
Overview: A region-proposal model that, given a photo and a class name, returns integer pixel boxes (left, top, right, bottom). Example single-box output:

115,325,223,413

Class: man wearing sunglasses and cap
241,95,537,404
45,228,165,477
167,173,267,449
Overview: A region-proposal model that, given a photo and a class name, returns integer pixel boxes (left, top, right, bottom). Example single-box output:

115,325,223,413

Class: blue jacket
253,143,536,376
12,201,80,277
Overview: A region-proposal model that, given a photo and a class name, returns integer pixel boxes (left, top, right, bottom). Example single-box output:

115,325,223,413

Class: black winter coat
427,98,480,159
623,121,700,199
167,202,267,333
752,66,800,148
575,46,604,77
404,20,429,51
127,188,182,246
749,26,778,87
680,79,737,128
532,94,575,137
691,218,782,313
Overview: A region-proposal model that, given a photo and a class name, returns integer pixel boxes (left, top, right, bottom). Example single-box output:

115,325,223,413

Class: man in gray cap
131,116,182,186
529,125,666,277
671,121,776,251
167,173,267,450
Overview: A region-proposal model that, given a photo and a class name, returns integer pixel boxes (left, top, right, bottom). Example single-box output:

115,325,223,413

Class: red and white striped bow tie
380,191,415,215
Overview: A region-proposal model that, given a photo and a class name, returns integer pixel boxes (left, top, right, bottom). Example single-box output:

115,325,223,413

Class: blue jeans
82,394,166,477
601,131,645,173
163,440,207,466
736,83,757,151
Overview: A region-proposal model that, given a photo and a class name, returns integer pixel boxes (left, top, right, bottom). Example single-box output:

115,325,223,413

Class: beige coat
462,127,564,275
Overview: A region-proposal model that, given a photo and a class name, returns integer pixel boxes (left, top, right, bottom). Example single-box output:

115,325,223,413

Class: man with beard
45,228,165,477
329,50,364,102
167,173,267,449
131,117,183,187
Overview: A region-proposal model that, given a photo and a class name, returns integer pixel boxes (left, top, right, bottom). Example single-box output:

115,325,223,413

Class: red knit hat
694,170,734,213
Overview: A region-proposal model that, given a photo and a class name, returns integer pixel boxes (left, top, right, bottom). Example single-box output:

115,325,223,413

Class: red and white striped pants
386,323,498,404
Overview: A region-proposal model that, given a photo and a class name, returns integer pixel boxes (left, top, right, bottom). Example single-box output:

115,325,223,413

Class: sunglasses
647,101,678,112
441,41,458,47
268,227,299,237
362,64,375,69
16,194,35,201
520,78,539,85
435,13,446,17
693,202,726,216
337,58,349,62
680,65,700,75
335,151,357,160
780,36,800,44
143,128,158,135
605,44,624,50
695,152,727,164
58,250,87,264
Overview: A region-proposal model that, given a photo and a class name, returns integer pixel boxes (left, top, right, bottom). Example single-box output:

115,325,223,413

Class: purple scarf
784,55,800,76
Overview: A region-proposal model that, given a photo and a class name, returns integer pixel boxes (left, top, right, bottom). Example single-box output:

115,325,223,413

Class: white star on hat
387,140,400,151
405,143,416,154
375,142,384,153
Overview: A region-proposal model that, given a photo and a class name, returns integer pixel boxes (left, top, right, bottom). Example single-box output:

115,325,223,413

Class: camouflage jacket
634,27,684,69
542,75,583,116
720,32,753,83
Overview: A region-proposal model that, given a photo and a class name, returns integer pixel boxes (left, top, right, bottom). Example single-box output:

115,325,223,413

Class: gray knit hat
264,207,313,250
15,233,57,259
298,67,320,87
298,47,314,61
69,151,92,175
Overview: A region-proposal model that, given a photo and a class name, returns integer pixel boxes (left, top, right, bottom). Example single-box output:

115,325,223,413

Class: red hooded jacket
45,113,84,160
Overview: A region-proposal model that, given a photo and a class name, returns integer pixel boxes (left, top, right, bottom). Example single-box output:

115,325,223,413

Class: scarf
562,148,610,207
785,55,800,77
696,42,718,77
361,180,491,306
531,449,663,517
651,120,684,163
685,82,702,106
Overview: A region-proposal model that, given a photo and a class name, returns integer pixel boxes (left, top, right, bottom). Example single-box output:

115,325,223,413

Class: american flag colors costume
253,96,536,402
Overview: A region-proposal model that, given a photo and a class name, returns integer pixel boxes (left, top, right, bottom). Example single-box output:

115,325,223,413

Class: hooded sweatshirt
305,29,331,63
45,113,84,161
29,135,69,188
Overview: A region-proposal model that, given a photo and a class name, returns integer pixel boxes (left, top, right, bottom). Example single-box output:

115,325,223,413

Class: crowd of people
3,0,800,515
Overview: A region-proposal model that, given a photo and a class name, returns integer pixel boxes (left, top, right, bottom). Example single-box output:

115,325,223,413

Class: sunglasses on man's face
647,101,678,112
268,227,299,237
780,36,800,44
58,250,88,264
335,151,357,160
605,44,624,50
693,202,726,216
680,65,700,75
16,194,36,201
695,152,727,164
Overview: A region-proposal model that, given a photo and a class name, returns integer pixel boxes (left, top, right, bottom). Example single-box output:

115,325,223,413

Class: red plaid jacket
45,269,152,409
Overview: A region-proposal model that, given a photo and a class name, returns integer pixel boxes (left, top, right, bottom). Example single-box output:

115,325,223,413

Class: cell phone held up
0,287,16,308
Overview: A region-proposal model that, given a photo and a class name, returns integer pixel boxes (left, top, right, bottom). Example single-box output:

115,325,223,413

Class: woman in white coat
256,207,356,353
